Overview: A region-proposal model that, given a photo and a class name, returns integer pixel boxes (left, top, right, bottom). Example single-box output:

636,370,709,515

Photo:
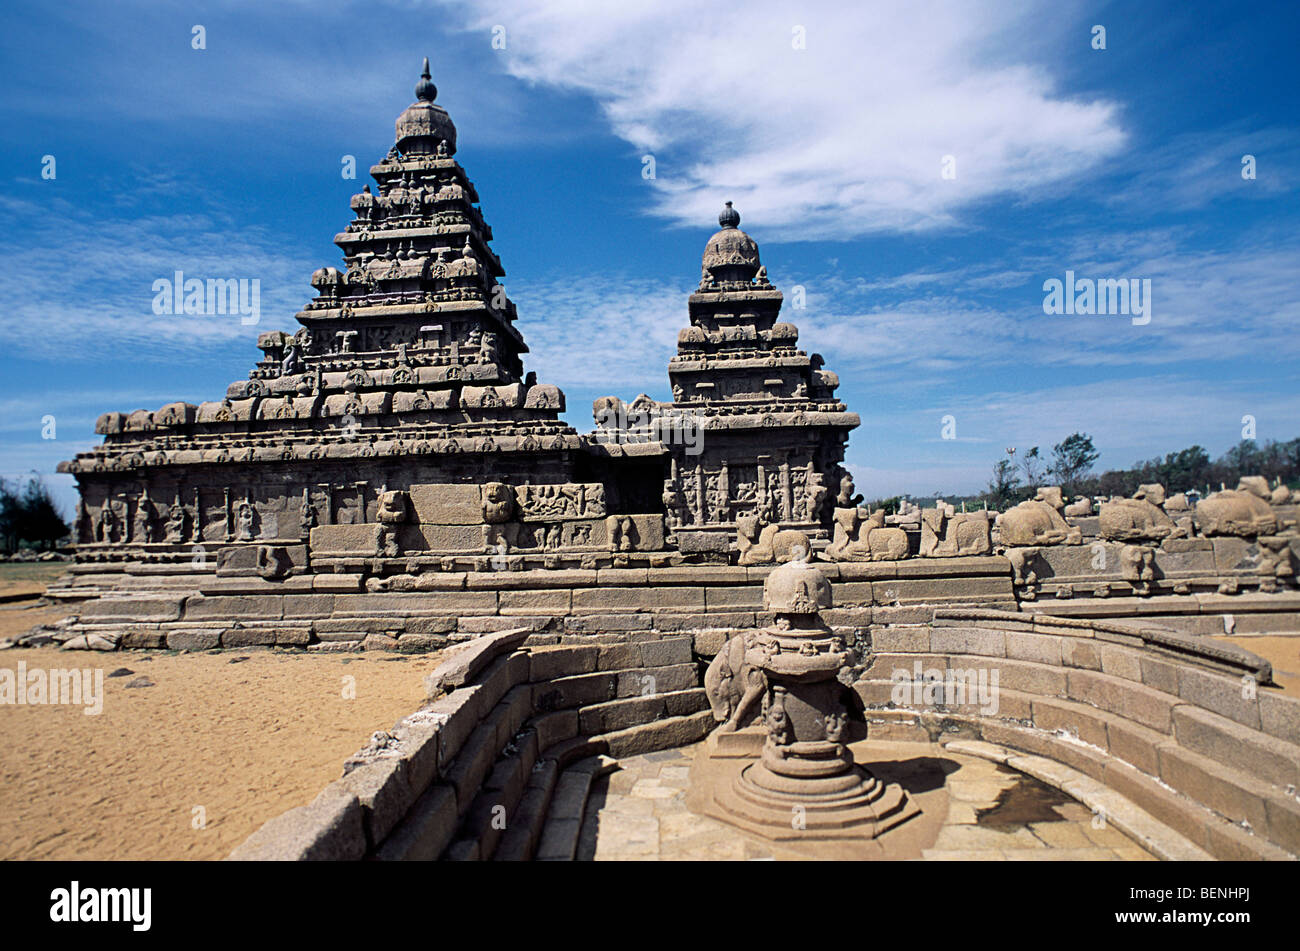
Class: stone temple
32,60,1300,863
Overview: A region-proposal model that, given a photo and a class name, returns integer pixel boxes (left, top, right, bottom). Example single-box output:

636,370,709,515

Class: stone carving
1099,484,1182,542
1120,544,1156,596
919,503,991,557
699,544,919,843
826,507,908,561
374,489,409,557
996,487,1082,547
235,500,257,541
1258,536,1296,592
482,483,516,524
165,502,188,544
256,545,293,580
94,503,118,543
735,515,811,566
705,631,765,731
803,471,827,523
608,515,636,553
1063,496,1093,517
1007,547,1042,599
1194,479,1280,537
133,496,157,544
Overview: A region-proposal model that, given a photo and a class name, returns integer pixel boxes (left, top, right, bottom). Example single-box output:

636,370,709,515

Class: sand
0,644,440,860
1212,634,1300,694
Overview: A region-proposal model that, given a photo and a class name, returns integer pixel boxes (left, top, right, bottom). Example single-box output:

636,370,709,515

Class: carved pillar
223,487,233,541
694,462,706,527
780,461,792,522
718,461,730,523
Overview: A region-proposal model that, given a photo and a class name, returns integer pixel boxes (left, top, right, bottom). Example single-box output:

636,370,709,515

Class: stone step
534,768,596,861
491,759,560,861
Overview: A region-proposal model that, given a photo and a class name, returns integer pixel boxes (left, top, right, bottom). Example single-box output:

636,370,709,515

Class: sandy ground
0,561,1292,861
0,644,440,860
1212,634,1300,694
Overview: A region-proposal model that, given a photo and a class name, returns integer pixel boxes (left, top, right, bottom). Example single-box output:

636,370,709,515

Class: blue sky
2,0,1298,516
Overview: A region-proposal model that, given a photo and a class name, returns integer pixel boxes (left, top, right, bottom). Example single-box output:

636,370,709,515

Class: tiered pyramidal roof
605,202,859,537
61,60,591,548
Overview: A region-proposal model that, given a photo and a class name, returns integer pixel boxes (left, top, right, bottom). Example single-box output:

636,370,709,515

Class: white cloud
438,0,1126,239
0,194,313,359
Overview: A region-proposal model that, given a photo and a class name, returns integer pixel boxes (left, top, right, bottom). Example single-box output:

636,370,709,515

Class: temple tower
603,203,859,548
61,60,591,553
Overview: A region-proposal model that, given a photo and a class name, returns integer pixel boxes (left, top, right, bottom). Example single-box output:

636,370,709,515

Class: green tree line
986,435,1300,509
0,477,70,553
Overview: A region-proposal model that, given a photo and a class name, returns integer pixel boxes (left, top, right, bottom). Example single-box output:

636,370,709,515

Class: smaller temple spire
718,201,740,229
415,56,437,103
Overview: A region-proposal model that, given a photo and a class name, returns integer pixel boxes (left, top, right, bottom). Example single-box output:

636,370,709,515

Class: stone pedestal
698,550,919,845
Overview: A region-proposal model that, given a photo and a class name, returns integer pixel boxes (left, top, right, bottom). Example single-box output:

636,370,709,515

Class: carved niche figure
1194,478,1279,537
995,487,1082,547
826,507,908,562
804,471,828,524
134,495,157,544
482,482,516,524
235,500,257,541
735,514,811,566
95,503,118,543
165,503,188,544
373,490,409,557
1099,484,1182,543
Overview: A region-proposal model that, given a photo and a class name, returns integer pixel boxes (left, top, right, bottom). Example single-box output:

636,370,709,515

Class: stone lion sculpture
373,489,409,557
481,482,516,524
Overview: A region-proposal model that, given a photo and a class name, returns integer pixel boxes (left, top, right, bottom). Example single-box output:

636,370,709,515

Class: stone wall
228,627,714,860
39,556,1016,652
853,608,1300,860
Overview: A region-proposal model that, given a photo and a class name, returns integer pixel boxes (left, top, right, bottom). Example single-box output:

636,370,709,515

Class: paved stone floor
577,743,1157,861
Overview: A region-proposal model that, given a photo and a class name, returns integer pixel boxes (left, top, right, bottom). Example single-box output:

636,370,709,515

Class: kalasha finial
415,57,437,102
719,200,740,229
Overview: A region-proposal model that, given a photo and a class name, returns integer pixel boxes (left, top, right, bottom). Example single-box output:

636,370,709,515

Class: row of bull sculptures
731,475,1295,578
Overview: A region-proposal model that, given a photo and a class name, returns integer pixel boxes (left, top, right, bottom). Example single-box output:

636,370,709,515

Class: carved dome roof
762,550,833,614
702,202,760,282
395,58,457,155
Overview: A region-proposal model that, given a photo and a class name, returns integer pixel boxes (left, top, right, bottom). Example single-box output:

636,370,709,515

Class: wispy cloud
438,0,1126,239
